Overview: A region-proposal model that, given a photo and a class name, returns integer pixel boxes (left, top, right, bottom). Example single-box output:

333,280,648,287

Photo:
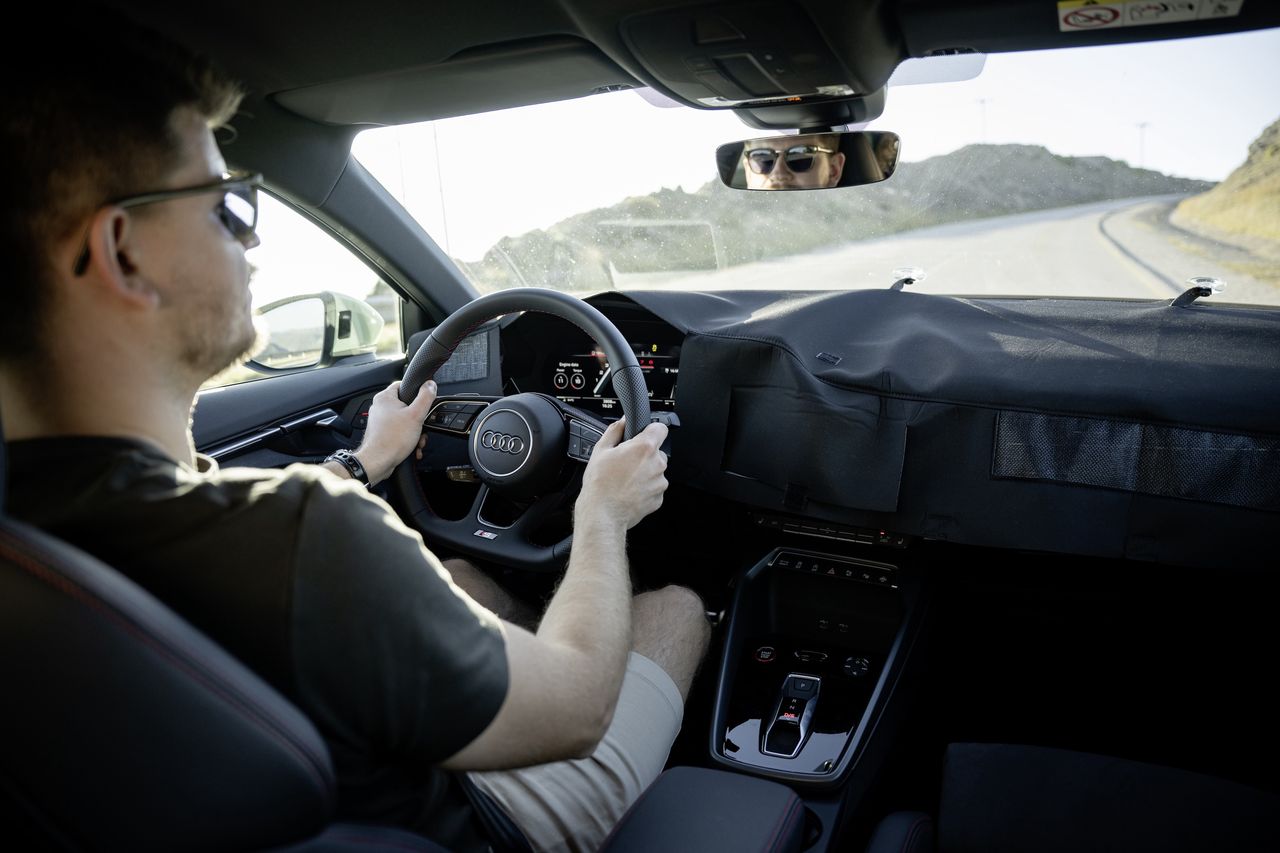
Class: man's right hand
578,418,669,531
444,416,669,771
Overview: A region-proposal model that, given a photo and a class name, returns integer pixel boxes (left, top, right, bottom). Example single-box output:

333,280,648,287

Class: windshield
353,29,1280,306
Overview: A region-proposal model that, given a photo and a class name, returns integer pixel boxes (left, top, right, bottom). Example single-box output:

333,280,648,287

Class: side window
202,193,403,390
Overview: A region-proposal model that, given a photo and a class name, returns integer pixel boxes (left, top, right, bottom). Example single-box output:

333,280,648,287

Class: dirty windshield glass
353,29,1280,306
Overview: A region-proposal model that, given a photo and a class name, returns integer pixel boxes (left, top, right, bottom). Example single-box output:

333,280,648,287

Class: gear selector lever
762,673,820,757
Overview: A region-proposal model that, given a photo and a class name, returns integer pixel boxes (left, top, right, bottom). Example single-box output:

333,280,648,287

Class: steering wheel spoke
470,479,574,539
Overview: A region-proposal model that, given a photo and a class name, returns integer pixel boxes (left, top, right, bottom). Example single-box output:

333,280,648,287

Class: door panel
192,355,404,458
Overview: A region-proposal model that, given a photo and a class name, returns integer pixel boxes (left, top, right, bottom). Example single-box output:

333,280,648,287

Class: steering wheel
391,288,651,572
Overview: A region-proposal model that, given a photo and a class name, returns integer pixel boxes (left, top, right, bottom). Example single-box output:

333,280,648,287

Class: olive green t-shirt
7,436,509,852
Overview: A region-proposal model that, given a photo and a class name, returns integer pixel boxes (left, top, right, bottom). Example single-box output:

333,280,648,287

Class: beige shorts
467,652,685,853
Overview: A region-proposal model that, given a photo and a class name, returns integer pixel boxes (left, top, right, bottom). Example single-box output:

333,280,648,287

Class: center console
710,546,919,788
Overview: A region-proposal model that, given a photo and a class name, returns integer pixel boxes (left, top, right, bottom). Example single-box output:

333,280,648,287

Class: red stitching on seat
902,815,929,853
763,795,802,853
0,530,332,796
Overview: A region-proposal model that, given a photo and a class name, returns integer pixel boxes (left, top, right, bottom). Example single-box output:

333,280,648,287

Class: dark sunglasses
72,171,263,276
745,145,836,175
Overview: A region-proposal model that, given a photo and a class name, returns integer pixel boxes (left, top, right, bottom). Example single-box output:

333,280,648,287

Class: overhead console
620,1,898,120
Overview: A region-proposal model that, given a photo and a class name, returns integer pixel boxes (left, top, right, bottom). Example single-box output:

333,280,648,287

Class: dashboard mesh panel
993,411,1280,512
433,331,489,384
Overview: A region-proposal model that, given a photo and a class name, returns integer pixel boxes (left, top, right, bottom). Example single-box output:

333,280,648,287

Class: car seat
865,742,1280,853
0,424,446,851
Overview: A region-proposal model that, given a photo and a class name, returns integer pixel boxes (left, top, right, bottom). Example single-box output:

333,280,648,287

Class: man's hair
0,5,244,364
812,132,841,152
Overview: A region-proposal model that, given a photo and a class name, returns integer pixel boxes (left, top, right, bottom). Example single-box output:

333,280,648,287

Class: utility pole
1136,121,1150,170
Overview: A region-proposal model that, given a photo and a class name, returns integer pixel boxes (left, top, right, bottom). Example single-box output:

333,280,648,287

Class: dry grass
1174,116,1280,248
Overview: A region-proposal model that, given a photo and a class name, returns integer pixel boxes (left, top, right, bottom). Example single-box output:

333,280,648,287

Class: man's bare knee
632,585,712,702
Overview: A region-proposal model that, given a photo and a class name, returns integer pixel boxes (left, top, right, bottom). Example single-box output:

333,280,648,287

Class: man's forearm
536,506,634,707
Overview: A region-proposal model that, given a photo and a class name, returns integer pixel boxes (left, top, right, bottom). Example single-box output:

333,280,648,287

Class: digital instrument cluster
549,339,680,415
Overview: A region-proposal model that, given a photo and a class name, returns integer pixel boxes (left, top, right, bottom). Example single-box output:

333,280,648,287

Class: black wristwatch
326,448,371,487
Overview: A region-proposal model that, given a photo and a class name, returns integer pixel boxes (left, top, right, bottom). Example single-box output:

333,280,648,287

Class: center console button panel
771,550,899,590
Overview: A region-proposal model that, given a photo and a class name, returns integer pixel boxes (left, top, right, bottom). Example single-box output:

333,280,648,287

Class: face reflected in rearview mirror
717,131,900,191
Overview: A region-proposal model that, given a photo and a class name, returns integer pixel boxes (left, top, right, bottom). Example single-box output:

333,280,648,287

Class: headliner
101,0,1280,126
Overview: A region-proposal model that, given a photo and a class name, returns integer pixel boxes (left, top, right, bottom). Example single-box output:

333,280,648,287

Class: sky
254,27,1280,285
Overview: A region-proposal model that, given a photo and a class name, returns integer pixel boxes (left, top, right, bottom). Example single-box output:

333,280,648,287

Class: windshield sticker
1057,0,1243,32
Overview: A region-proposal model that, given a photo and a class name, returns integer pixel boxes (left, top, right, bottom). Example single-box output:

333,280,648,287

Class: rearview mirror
716,131,900,191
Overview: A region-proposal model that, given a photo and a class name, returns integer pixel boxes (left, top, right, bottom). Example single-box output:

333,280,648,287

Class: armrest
600,766,805,853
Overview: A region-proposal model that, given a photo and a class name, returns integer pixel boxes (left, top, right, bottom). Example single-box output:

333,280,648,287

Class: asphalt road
640,195,1280,306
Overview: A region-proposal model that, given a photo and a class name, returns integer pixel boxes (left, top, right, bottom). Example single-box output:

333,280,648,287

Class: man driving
0,7,709,853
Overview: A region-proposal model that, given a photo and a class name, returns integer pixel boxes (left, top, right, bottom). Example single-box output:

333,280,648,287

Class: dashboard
489,289,1278,573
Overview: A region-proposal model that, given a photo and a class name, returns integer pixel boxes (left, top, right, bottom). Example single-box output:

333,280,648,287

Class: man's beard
185,311,269,387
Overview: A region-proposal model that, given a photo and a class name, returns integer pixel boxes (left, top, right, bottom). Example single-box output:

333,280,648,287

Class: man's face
146,109,261,381
742,138,846,190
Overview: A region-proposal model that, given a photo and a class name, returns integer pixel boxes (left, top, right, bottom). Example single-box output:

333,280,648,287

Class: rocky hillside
1174,116,1280,248
459,144,1211,291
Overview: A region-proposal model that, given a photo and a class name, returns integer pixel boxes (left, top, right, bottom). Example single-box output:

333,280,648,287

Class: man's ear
829,152,846,186
83,206,160,310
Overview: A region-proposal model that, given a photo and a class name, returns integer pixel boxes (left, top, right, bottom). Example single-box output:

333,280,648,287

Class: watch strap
327,449,370,487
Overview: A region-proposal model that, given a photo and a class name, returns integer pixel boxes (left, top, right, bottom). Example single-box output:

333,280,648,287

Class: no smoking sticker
1057,0,1243,32
1059,1,1125,29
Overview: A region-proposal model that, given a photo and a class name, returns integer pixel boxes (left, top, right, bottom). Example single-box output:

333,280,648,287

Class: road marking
1096,203,1183,298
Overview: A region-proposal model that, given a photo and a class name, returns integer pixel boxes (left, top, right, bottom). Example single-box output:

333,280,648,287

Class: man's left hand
353,380,437,485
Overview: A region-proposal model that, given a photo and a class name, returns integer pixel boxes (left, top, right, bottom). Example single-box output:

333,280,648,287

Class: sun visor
275,37,638,125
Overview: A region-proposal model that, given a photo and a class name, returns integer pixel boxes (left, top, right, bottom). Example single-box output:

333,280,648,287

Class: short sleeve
288,472,509,764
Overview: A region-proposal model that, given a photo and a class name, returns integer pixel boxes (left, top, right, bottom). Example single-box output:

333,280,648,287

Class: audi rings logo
481,431,525,455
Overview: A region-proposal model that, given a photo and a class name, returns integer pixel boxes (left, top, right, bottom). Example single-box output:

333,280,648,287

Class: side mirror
716,130,900,191
248,291,385,373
